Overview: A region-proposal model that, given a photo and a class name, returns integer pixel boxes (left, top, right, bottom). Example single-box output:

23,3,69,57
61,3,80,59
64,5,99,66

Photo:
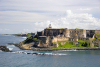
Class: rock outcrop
0,46,12,52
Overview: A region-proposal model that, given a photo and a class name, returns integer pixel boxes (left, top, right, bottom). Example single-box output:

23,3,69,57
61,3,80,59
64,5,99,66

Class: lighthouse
49,24,52,28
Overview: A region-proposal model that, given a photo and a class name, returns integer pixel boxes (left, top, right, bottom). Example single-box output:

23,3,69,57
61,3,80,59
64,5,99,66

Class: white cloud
0,29,2,31
0,28,10,31
0,0,100,13
78,8,92,11
0,0,100,34
5,29,9,30
0,11,54,24
52,10,100,29
34,10,100,30
24,29,29,31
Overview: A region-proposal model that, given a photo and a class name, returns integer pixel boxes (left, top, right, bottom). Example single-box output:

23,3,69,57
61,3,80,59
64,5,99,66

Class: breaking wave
8,48,13,50
11,51,68,56
60,50,78,51
7,46,14,50
44,53,67,56
0,50,2,52
22,37,27,39
59,50,85,51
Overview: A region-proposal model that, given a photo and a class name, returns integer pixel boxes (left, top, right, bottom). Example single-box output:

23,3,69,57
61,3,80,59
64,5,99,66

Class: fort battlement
36,25,100,48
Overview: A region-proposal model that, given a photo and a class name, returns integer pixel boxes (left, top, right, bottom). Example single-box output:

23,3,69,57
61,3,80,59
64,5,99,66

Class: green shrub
98,38,100,40
96,33,100,38
23,36,38,44
33,38,39,41
75,28,79,30
60,28,64,29
27,34,31,37
93,38,97,41
78,40,90,47
96,33,100,36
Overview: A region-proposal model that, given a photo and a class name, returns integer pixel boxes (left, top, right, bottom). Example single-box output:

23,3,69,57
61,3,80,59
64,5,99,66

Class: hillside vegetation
96,33,100,40
54,40,90,49
22,36,38,44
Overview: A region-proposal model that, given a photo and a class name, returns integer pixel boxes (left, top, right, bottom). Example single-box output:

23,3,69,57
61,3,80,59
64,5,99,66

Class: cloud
0,0,100,22
0,11,53,24
0,29,9,31
23,29,29,31
34,10,100,30
0,0,100,14
0,0,100,34
18,10,100,32
52,10,100,29
4,29,10,30
78,8,92,11
0,29,2,31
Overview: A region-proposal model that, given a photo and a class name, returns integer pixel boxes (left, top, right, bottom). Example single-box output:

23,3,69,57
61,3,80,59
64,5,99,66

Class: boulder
0,46,12,52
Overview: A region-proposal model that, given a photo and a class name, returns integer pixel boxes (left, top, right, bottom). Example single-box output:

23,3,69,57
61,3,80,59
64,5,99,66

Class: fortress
36,24,100,48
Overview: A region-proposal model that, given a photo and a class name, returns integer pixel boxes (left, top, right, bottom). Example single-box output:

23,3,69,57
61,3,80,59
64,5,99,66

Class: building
36,24,100,47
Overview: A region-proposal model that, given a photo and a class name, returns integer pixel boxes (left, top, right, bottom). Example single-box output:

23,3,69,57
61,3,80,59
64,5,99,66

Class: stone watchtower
73,34,79,45
89,38,94,47
63,29,70,37
49,24,52,28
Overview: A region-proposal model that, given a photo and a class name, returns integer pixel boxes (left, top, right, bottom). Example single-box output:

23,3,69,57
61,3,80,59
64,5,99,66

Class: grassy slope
22,36,38,44
54,40,96,49
95,33,100,40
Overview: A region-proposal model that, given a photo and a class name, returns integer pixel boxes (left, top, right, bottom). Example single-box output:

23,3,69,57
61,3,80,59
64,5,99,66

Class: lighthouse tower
49,24,52,28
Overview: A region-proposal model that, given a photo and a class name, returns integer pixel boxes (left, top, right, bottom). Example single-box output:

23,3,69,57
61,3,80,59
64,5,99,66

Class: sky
0,0,100,34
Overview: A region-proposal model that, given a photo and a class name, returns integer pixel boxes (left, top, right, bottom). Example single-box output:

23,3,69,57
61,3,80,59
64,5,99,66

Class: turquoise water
0,34,100,67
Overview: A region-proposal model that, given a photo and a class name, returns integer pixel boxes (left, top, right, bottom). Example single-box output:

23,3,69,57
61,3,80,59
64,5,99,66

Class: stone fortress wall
37,24,100,47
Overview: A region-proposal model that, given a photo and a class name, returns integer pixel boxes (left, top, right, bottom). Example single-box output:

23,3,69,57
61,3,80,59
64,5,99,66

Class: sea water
0,34,100,67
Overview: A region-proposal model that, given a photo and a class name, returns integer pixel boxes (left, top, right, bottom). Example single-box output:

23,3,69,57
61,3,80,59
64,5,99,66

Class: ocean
0,34,100,67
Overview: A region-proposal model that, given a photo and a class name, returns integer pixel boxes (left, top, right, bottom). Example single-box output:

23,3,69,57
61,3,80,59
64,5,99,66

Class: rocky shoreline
1,44,100,56
7,43,100,51
0,46,53,55
1,45,100,56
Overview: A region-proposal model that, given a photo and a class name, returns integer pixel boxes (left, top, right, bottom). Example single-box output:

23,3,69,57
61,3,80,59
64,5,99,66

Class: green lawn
54,40,93,49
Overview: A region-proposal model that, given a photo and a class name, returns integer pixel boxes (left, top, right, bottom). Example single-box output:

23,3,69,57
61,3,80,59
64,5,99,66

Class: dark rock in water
8,43,18,45
8,43,14,45
0,46,47,55
27,53,31,54
32,53,38,55
26,52,46,55
27,53,40,55
0,46,12,52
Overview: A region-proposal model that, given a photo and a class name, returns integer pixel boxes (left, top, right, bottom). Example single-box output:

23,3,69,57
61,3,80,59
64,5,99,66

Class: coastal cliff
9,27,100,51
